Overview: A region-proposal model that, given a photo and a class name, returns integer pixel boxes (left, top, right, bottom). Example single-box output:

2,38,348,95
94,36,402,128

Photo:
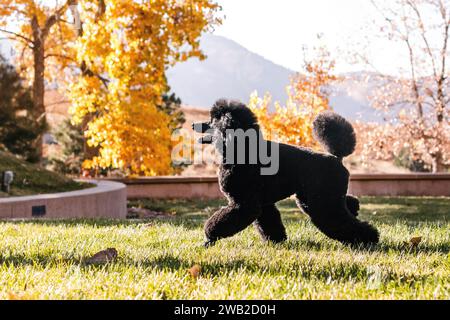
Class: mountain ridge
1,35,384,122
167,34,383,121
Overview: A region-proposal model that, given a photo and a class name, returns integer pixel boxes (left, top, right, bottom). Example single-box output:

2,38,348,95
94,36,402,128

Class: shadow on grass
131,196,449,223
0,252,399,283
142,254,441,285
3,196,448,229
285,238,450,254
1,234,448,272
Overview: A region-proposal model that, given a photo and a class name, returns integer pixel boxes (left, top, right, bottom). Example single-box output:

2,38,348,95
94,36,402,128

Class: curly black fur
194,99,379,247
313,111,356,158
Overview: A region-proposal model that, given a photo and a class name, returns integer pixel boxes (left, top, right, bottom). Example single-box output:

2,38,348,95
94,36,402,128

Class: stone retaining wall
109,174,450,199
0,180,127,219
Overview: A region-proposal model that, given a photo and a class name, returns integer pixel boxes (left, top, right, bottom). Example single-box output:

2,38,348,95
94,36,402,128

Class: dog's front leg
345,195,360,217
204,203,261,247
254,204,287,243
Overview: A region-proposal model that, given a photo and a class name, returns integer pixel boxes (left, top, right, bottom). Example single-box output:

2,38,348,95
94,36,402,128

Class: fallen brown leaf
402,237,423,249
410,237,422,247
85,248,118,264
188,264,202,279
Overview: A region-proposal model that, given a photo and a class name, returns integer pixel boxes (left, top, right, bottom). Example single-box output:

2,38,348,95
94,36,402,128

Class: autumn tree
249,42,338,148
1,0,220,175
49,89,186,176
358,0,450,172
65,0,220,176
0,0,79,159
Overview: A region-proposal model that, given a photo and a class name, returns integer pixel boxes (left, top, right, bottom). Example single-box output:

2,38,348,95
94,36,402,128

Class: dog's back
258,141,349,204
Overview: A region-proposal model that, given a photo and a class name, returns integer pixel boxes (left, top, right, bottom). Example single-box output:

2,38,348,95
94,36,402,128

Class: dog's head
192,99,259,144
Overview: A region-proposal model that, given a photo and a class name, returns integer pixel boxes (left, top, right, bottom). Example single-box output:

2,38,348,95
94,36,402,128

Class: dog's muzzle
192,122,214,144
192,122,211,133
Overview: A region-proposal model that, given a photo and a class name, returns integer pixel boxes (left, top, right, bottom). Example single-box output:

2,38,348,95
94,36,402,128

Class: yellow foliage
68,0,220,176
0,0,78,87
1,0,220,176
249,46,338,149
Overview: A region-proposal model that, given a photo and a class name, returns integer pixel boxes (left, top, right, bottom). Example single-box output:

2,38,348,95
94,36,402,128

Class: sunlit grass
0,197,449,299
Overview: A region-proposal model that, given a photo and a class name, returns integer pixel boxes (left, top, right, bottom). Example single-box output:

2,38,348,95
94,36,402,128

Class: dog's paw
204,239,216,248
346,195,360,217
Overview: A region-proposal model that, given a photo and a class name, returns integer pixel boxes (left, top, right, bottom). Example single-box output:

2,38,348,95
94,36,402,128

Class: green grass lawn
0,197,449,299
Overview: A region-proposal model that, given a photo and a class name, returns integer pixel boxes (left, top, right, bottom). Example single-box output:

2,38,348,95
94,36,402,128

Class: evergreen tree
0,55,47,162
158,90,185,132
48,119,85,175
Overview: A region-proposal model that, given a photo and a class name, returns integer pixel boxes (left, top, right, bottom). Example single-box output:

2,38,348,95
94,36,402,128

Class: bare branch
95,0,106,22
405,0,438,79
42,0,77,39
0,28,34,47
44,53,76,61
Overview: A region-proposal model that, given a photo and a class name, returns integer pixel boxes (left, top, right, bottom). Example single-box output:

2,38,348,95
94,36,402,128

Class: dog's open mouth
192,122,211,133
192,122,214,144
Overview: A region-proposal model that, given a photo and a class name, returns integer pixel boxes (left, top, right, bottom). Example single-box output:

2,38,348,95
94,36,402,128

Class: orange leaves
249,45,337,149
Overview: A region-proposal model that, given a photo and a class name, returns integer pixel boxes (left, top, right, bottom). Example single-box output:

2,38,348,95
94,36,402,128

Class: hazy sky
213,0,406,75
0,0,410,75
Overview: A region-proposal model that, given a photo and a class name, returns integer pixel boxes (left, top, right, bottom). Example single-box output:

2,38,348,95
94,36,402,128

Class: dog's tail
313,111,356,159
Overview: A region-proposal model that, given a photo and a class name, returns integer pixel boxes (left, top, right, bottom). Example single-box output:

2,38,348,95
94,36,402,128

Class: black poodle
193,99,379,247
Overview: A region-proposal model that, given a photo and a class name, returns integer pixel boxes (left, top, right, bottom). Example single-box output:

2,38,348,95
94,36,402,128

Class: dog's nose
192,122,211,133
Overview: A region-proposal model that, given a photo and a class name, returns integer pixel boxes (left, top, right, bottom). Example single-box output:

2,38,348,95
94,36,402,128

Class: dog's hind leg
204,203,261,247
346,195,360,217
254,204,287,243
295,194,309,215
307,196,379,246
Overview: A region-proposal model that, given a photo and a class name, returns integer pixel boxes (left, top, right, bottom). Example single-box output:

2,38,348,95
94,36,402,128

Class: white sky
213,0,407,75
1,0,411,75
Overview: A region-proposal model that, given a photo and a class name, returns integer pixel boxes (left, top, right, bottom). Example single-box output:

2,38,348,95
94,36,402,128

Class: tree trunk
431,151,445,173
33,44,46,160
31,17,47,162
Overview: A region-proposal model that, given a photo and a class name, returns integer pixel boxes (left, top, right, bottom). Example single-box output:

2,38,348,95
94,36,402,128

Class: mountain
330,72,390,122
167,34,385,122
2,35,386,122
167,34,293,108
